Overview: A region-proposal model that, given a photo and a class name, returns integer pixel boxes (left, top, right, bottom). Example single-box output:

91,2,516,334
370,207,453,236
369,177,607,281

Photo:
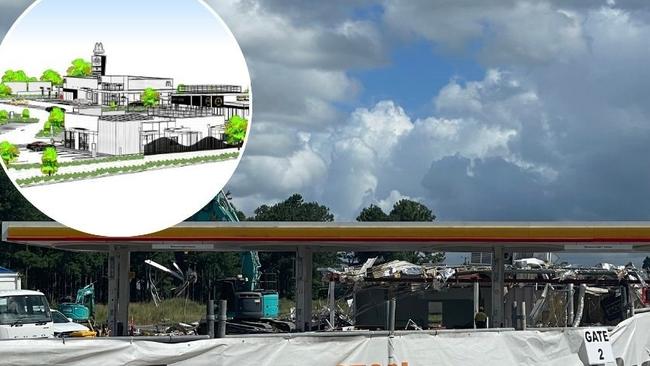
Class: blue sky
350,40,485,119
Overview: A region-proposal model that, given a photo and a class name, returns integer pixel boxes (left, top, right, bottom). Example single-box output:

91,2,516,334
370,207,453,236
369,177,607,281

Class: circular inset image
0,0,251,236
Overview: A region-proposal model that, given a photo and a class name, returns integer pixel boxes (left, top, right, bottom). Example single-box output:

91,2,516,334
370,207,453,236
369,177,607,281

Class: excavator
58,283,96,333
191,191,293,333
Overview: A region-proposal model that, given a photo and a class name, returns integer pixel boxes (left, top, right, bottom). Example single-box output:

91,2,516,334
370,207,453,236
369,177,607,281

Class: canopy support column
491,246,505,328
295,247,313,332
108,246,130,336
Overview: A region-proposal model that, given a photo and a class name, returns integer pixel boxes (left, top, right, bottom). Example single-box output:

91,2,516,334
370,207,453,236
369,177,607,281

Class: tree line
0,169,441,304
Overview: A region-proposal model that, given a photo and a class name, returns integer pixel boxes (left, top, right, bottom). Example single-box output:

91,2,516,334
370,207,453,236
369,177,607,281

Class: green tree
40,147,58,176
0,168,48,221
224,115,248,146
46,107,65,131
389,199,436,221
40,69,64,86
141,87,160,107
0,110,8,122
0,141,19,166
252,194,334,222
21,109,30,119
356,199,444,265
66,58,92,77
0,83,11,97
356,204,390,221
2,69,34,82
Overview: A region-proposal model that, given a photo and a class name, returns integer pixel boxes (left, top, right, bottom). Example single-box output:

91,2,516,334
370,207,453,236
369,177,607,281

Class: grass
93,298,313,325
6,117,39,124
0,118,38,125
95,298,206,325
35,126,64,137
9,153,144,170
16,151,239,187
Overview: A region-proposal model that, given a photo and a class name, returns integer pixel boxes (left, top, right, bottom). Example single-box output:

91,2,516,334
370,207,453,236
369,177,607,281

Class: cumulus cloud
231,1,650,223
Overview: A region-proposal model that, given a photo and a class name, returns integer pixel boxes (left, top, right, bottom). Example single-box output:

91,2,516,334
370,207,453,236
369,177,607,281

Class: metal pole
217,299,227,338
387,293,396,365
328,280,336,330
629,284,635,318
388,296,396,333
473,281,479,329
567,284,574,326
620,285,628,321
207,299,215,338
521,301,527,331
107,247,118,336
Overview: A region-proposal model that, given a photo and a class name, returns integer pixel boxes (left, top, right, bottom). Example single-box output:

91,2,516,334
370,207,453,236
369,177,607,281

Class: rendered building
60,42,249,156
61,43,174,106
4,81,53,96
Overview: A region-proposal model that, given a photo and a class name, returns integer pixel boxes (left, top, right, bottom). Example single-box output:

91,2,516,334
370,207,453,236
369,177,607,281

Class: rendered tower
91,42,107,77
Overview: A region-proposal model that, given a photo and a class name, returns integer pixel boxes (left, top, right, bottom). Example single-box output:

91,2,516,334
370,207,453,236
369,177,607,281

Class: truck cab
0,290,54,339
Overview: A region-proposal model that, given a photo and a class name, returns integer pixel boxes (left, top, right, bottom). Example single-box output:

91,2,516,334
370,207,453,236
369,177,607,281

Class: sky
2,0,650,266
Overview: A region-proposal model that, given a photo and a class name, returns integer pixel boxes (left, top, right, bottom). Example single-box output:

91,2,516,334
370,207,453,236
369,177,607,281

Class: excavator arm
190,190,260,292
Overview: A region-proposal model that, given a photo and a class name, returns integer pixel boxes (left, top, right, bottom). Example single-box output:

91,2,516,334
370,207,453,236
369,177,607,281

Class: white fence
1,313,648,366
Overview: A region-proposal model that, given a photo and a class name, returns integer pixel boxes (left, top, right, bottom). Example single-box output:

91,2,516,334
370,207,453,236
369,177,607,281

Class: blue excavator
191,191,292,333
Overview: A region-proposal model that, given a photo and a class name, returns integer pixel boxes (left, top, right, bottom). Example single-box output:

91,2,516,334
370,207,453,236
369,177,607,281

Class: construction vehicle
192,191,292,333
0,267,22,290
58,283,96,332
0,289,54,339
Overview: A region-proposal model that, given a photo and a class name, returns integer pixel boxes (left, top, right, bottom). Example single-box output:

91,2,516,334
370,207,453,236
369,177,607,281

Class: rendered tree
0,110,8,122
43,107,65,135
224,115,248,146
66,58,92,77
0,141,20,166
0,83,11,97
22,109,30,119
2,69,34,82
141,87,160,107
40,147,58,176
40,69,64,86
48,107,65,128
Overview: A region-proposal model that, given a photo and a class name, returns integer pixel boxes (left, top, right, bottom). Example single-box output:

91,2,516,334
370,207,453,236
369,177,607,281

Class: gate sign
583,328,614,365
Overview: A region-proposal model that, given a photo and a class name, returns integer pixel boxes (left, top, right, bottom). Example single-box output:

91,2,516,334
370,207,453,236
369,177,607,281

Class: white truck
0,269,53,338
0,268,22,290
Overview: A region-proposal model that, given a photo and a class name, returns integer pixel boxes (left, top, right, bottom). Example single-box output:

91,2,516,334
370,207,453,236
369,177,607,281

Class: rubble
317,257,650,330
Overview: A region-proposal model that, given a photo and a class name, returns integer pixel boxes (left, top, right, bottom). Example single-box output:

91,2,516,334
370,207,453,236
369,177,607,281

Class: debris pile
317,257,650,330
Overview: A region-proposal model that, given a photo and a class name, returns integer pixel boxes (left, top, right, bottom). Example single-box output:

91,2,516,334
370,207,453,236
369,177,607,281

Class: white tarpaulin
611,312,650,366
0,314,648,366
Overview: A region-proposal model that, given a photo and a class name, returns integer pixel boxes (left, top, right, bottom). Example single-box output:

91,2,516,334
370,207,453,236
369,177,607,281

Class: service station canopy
3,221,650,253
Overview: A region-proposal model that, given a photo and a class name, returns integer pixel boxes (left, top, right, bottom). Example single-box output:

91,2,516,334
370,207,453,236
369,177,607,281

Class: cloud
318,101,413,216
202,0,389,216
383,0,588,65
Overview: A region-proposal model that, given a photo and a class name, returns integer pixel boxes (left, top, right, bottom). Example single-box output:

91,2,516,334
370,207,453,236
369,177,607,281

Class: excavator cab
215,277,279,320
